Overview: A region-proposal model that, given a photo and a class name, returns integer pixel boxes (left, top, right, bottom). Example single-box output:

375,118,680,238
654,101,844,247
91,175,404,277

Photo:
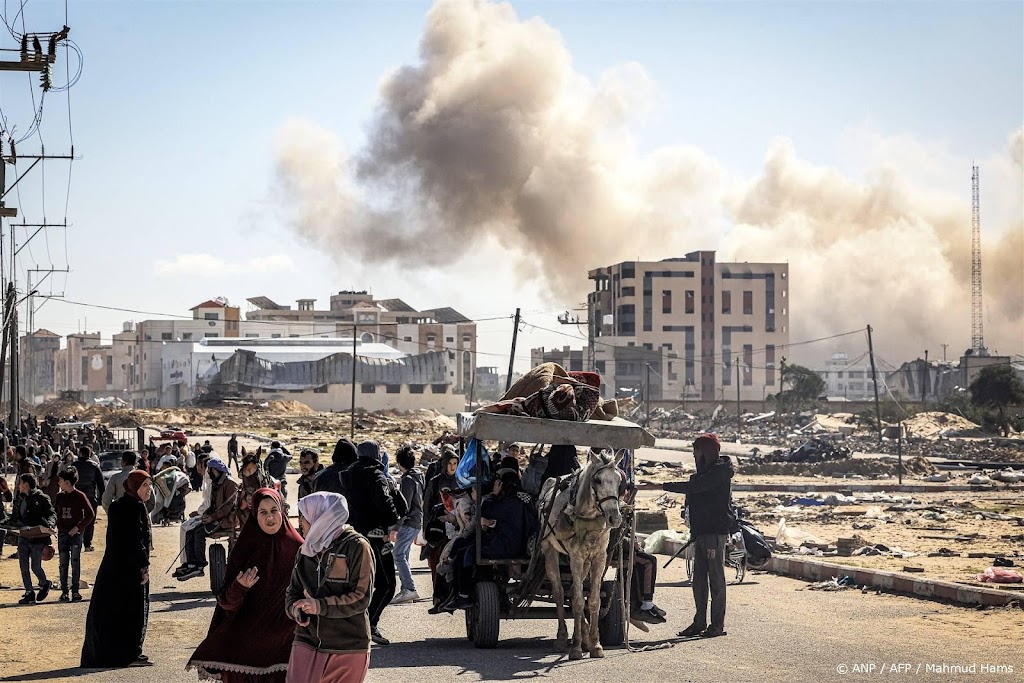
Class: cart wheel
472,581,501,649
209,543,227,595
465,606,475,641
599,579,624,647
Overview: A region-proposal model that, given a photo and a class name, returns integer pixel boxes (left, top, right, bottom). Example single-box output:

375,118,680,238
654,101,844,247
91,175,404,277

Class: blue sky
4,0,1022,369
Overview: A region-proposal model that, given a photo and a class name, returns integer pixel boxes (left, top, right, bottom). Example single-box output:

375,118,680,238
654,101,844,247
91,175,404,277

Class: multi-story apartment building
586,251,790,402
19,329,61,403
819,352,888,401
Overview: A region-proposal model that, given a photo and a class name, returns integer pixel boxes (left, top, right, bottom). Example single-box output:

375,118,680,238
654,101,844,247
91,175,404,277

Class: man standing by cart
663,433,733,638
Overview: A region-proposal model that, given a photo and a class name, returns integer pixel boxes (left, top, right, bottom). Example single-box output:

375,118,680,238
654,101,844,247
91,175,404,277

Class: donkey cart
455,411,655,653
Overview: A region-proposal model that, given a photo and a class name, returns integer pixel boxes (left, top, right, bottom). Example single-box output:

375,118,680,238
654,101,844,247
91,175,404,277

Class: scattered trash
975,567,1023,584
925,473,951,483
970,474,993,485
903,566,925,573
643,529,689,555
776,518,827,548
807,576,854,591
993,557,1016,568
992,469,1023,484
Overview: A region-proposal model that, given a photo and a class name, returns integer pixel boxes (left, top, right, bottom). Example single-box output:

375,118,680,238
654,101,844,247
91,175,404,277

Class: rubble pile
739,455,937,478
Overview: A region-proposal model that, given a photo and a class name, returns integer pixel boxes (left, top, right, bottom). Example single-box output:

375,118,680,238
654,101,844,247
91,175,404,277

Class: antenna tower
970,165,986,353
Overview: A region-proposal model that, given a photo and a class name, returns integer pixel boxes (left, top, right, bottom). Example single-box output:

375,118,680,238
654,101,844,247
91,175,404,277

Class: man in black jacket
312,438,358,495
340,440,401,645
73,446,105,551
664,433,734,639
13,474,57,604
264,441,292,502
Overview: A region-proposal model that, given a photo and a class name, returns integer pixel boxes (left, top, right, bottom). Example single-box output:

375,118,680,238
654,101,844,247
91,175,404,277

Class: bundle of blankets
476,363,618,422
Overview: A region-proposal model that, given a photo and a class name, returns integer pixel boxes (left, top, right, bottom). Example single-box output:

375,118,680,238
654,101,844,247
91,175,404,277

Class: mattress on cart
457,412,655,449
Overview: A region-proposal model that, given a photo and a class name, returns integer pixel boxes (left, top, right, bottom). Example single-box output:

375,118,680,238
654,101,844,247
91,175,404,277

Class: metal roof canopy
457,412,655,449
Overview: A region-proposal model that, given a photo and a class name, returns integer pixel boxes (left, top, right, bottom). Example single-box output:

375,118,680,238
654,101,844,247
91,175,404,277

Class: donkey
537,450,625,660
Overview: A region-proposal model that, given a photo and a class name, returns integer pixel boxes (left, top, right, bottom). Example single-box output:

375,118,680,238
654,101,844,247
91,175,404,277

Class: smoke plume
276,0,1023,361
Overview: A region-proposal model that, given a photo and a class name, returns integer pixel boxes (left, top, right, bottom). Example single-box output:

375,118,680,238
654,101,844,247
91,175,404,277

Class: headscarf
187,488,302,677
206,457,230,476
694,433,722,456
124,470,151,500
297,492,350,557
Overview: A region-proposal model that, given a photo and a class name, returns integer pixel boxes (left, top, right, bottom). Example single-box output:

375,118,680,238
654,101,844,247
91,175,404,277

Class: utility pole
776,357,787,433
350,324,357,439
504,308,521,394
735,362,741,436
645,363,651,427
867,325,882,442
921,350,928,405
941,344,948,363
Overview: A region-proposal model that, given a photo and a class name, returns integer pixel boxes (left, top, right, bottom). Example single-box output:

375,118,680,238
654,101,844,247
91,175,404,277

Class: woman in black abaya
80,470,154,668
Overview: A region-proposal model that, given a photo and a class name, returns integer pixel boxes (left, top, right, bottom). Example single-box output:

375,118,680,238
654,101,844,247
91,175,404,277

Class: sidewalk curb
766,556,1022,607
731,483,1022,493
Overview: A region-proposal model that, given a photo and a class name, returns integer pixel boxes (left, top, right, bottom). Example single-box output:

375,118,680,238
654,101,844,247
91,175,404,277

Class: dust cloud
275,0,1023,361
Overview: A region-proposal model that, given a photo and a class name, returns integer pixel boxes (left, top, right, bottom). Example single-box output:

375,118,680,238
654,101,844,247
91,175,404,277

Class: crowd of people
0,423,736,680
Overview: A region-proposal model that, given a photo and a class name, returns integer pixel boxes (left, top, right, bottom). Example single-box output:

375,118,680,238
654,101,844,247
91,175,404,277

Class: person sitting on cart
541,444,579,485
442,468,539,612
150,463,192,525
176,458,238,582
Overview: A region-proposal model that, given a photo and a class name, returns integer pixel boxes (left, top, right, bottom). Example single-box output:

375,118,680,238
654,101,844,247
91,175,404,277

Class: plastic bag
643,529,689,555
456,438,490,489
775,518,826,548
976,567,1023,583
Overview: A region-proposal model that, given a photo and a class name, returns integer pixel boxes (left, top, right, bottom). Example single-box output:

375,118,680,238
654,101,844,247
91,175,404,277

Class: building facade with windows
586,251,790,402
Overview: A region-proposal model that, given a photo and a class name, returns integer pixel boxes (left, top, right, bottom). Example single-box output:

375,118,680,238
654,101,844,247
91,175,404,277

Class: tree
969,364,1024,437
771,363,826,410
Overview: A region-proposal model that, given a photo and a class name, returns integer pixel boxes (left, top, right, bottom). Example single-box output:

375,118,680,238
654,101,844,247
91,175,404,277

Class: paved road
2,529,1020,682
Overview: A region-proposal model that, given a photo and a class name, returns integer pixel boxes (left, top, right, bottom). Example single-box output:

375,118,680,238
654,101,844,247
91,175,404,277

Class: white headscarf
297,492,350,557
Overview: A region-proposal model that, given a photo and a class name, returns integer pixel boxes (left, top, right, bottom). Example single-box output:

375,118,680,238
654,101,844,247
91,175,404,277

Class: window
272,333,282,339
409,384,425,394
722,291,731,314
161,332,172,341
462,335,472,343
743,344,753,386
204,312,219,320
766,345,776,385
107,356,113,384
743,290,753,315
837,371,844,378
386,385,401,394
288,389,303,394
621,263,635,279
81,357,88,384
361,384,376,394
446,337,454,343
684,291,695,314
205,333,219,338
290,334,300,338
643,343,653,351
404,336,413,342
662,290,672,314
431,384,448,393
621,286,635,297
182,333,192,340
314,386,328,394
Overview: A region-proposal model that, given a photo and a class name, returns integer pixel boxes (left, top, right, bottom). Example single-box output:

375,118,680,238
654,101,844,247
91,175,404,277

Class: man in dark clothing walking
664,433,734,638
73,447,105,551
312,438,358,495
13,474,57,604
226,434,239,473
340,440,401,645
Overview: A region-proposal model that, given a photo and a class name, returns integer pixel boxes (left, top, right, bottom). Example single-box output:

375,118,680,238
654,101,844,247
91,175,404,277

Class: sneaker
18,592,36,605
172,564,193,578
71,592,83,602
632,607,666,624
129,657,153,667
370,627,390,646
177,566,205,581
36,581,52,602
700,626,727,638
677,623,707,638
59,591,70,602
653,605,666,618
427,604,444,615
391,589,419,604
84,546,95,552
